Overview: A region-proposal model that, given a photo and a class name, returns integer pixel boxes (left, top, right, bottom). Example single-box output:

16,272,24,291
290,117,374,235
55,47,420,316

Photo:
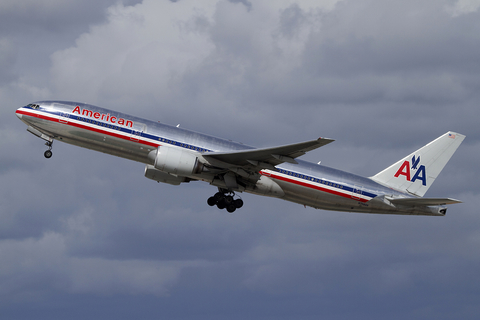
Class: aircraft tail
370,132,465,197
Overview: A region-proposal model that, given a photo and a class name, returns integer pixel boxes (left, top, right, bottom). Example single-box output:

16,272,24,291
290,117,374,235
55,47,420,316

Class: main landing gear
207,189,244,213
44,141,53,159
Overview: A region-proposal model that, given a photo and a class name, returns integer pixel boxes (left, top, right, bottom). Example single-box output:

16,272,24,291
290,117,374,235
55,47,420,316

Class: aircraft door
130,129,141,142
59,112,69,124
130,123,146,142
351,185,363,201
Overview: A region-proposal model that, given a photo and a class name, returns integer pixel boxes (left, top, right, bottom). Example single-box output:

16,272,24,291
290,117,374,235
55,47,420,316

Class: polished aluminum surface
16,101,455,216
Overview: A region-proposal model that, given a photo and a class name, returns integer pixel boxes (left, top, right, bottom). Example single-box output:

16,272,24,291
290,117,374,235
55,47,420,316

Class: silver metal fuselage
16,101,445,216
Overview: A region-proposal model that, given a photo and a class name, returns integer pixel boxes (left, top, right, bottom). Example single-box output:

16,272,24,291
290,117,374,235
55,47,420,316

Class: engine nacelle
144,165,188,185
248,175,285,198
149,146,204,176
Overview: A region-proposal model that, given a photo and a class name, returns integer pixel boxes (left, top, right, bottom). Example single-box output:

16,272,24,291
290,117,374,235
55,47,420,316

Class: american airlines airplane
16,101,465,215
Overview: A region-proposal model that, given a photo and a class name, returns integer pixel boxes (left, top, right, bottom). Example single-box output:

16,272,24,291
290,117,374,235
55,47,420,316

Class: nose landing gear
44,141,53,158
208,190,244,213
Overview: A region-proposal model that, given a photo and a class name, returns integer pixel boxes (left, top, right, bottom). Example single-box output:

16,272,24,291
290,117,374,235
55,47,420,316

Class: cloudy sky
1,0,480,319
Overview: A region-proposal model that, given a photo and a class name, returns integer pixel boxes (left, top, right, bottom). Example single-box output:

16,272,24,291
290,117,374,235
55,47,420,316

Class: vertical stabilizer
370,132,465,197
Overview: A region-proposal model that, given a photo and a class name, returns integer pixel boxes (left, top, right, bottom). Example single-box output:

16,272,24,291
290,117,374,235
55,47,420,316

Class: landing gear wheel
234,199,243,209
44,141,53,159
207,197,217,206
224,195,234,206
217,198,226,210
207,189,244,213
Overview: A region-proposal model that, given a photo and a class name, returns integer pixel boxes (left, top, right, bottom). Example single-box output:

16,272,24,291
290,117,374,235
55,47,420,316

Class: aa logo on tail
394,155,427,186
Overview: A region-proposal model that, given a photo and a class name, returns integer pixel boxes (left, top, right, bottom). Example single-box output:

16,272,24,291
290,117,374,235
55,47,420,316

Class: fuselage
15,101,445,216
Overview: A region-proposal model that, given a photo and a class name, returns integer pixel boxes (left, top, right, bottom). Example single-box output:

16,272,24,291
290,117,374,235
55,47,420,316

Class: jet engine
144,164,189,185
148,146,204,176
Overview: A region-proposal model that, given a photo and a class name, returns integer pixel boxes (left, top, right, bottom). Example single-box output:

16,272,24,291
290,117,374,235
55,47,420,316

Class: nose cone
15,108,23,120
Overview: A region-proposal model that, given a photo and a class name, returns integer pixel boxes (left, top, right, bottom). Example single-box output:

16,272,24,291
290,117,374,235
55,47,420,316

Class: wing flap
388,197,462,206
202,137,334,169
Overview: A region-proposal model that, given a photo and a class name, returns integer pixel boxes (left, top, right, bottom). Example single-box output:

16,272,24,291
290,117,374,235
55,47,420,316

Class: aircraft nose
15,108,23,120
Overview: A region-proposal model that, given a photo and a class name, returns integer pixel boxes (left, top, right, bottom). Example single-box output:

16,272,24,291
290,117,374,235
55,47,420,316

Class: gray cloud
1,0,480,319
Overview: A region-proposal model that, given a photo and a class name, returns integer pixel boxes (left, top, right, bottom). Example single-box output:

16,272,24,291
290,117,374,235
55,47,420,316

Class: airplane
15,101,465,216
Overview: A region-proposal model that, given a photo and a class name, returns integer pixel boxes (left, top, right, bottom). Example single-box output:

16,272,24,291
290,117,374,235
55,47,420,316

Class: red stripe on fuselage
17,109,160,148
263,171,369,203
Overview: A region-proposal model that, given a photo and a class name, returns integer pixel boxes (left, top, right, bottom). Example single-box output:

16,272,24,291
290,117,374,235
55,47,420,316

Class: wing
202,137,334,170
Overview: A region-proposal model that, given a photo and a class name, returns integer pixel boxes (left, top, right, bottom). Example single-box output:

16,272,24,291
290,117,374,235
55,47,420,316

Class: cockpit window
26,104,40,109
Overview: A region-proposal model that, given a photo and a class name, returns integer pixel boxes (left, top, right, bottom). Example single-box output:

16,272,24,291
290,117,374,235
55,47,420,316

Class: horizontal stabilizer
388,197,462,206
